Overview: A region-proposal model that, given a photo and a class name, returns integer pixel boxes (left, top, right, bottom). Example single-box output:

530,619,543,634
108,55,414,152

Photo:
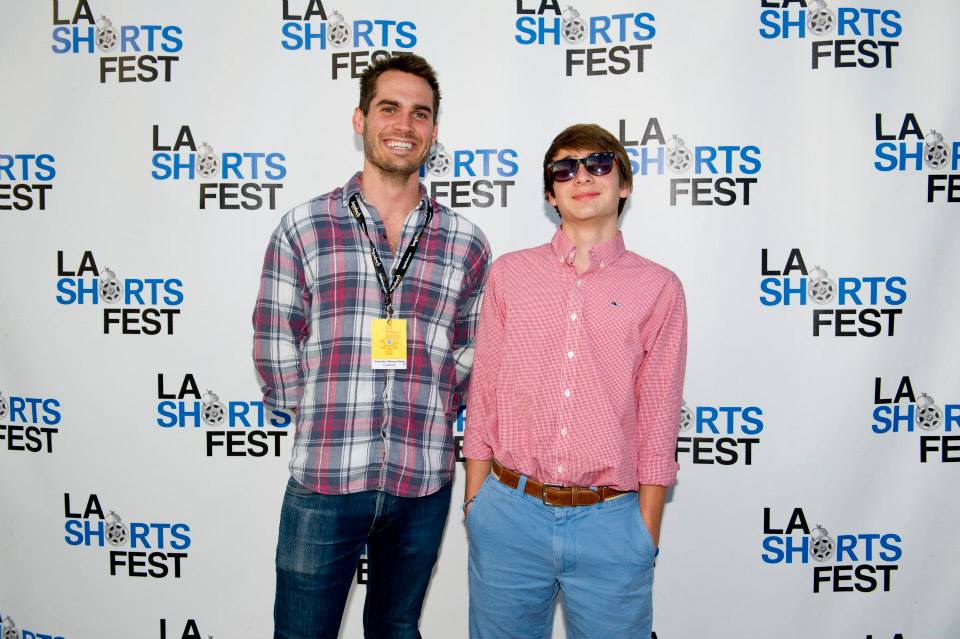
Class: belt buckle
541,483,563,506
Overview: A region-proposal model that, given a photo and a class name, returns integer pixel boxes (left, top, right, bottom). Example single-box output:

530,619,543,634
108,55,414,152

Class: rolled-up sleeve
451,232,492,401
635,275,687,486
252,218,310,411
462,261,506,461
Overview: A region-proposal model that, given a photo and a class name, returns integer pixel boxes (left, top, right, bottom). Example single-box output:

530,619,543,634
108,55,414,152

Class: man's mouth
385,140,414,151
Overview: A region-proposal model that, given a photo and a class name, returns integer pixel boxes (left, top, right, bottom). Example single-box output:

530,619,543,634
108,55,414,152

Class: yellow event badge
371,319,408,369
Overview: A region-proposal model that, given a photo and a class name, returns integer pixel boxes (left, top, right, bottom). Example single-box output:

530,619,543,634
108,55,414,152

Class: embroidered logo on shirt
610,301,621,307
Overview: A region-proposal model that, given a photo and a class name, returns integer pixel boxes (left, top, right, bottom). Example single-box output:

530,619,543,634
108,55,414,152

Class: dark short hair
543,123,633,215
358,53,441,122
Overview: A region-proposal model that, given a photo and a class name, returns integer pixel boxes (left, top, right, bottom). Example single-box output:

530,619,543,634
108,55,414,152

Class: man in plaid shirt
253,53,490,639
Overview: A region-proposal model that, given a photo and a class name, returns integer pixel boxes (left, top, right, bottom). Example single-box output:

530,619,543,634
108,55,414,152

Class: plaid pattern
463,228,687,490
253,173,490,497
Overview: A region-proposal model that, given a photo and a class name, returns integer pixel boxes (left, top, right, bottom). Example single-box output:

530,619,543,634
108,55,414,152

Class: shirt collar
341,171,429,218
550,227,626,272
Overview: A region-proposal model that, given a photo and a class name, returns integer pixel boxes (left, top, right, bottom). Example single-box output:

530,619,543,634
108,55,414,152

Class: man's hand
464,458,493,519
638,484,667,548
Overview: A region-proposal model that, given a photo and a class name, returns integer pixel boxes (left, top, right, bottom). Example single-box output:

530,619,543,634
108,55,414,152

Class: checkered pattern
463,228,686,489
253,173,490,497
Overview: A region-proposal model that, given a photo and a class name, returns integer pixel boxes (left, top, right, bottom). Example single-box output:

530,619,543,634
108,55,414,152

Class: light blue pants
467,474,656,639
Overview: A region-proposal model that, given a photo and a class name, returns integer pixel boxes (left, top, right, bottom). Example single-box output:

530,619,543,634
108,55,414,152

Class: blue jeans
274,477,452,639
467,474,656,639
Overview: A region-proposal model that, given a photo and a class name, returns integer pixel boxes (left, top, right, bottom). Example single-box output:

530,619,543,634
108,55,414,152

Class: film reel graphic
426,142,452,177
666,135,692,174
95,15,119,52
202,391,227,426
99,267,122,304
923,130,949,170
197,142,220,179
916,393,944,431
561,6,586,44
0,391,7,421
2,614,18,639
328,11,350,48
106,511,129,547
806,0,835,36
678,400,694,433
807,266,836,305
810,524,835,562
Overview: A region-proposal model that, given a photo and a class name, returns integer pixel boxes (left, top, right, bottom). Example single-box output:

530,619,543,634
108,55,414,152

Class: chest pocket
586,296,647,371
403,255,466,332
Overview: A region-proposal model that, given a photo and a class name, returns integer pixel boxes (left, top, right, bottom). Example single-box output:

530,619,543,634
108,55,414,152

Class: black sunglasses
545,152,616,182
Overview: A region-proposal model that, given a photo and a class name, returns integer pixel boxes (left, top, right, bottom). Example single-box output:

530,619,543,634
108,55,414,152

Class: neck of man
360,163,422,225
561,215,619,274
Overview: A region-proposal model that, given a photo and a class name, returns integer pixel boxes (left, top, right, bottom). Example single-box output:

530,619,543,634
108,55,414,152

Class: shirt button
570,313,577,321
567,351,574,359
576,280,583,287
600,261,605,268
563,389,571,398
561,427,568,436
558,464,565,473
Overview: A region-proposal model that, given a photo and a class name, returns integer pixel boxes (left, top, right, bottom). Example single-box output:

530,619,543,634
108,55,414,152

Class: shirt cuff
262,386,301,412
461,440,494,460
637,455,679,486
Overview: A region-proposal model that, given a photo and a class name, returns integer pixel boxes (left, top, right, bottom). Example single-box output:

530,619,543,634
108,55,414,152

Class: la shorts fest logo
280,1,418,79
872,376,960,464
758,248,907,337
158,618,215,639
420,141,518,210
452,404,467,462
758,0,902,69
63,493,191,578
0,390,60,454
0,610,64,639
55,251,184,335
675,399,764,466
514,2,655,76
761,507,902,593
155,373,292,457
874,114,960,204
617,118,763,207
151,125,287,212
50,0,183,83
0,153,55,213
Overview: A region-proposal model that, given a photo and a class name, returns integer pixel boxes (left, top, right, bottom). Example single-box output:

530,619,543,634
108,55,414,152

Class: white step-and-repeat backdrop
1,1,958,638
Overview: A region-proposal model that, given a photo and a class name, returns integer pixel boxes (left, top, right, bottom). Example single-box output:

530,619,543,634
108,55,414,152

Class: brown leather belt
491,460,631,507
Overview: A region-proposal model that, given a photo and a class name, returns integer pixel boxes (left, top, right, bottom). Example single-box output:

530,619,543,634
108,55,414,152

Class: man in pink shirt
462,123,687,638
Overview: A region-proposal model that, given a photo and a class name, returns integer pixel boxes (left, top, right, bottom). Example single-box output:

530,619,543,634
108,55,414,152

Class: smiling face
546,148,631,224
353,69,437,180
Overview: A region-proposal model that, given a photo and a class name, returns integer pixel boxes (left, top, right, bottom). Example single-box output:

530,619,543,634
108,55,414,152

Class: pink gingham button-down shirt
463,228,687,490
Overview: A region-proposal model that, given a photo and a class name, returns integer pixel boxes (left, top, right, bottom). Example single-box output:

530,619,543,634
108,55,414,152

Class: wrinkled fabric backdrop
1,1,958,637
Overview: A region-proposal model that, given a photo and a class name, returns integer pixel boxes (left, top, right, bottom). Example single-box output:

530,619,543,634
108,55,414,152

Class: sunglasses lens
584,152,614,176
549,159,579,182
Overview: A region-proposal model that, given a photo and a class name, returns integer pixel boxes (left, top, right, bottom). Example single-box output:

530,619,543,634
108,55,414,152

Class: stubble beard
363,125,429,182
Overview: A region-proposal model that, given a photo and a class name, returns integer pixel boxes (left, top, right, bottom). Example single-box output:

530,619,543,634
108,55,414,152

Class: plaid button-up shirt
253,173,490,497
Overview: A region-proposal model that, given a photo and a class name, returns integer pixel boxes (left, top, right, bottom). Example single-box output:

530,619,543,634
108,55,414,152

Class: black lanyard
347,193,433,319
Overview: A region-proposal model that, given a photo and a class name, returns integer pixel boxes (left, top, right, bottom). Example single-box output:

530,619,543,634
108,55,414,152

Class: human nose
572,161,593,182
393,111,416,132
